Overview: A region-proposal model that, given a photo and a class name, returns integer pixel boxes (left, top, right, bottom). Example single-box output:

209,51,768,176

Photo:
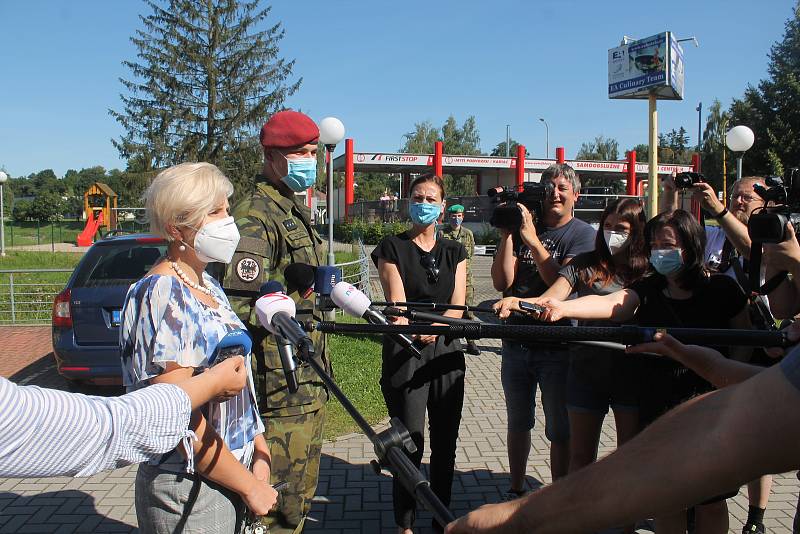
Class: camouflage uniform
222,178,329,534
438,225,476,320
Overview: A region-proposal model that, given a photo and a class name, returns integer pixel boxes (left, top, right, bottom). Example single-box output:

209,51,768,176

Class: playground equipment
76,183,117,246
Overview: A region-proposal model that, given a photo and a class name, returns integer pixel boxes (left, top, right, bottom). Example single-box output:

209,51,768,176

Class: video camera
748,171,800,243
487,182,554,230
674,171,704,189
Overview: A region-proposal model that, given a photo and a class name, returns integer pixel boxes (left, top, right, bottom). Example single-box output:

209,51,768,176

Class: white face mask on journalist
603,230,629,255
189,216,240,264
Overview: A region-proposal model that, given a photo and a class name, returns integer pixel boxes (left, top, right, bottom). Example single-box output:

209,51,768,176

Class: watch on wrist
712,207,728,220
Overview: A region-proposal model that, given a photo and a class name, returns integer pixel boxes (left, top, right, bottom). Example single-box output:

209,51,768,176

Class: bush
334,219,410,245
474,223,500,245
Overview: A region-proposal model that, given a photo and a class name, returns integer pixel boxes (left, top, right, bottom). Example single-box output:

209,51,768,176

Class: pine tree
110,0,301,194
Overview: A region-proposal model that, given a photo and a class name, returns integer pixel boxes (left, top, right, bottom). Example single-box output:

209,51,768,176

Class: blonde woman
120,162,276,533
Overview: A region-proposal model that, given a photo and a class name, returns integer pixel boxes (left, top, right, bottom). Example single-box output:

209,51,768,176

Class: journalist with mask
372,174,468,534
220,110,329,534
512,209,750,534
120,162,277,533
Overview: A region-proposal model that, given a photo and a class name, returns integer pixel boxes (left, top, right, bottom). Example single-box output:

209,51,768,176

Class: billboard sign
608,32,684,100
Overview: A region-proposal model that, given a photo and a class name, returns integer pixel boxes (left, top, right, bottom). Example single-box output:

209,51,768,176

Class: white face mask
187,216,240,264
603,230,629,255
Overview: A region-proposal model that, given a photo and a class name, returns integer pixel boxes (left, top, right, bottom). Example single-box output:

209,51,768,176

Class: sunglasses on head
420,254,440,284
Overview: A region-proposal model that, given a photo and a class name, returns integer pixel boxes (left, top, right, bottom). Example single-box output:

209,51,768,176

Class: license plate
111,309,121,327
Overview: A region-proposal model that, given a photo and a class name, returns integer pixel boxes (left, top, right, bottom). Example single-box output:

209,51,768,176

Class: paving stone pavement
1,255,798,533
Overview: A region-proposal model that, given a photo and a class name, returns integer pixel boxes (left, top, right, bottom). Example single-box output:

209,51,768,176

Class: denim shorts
566,347,639,414
500,340,569,441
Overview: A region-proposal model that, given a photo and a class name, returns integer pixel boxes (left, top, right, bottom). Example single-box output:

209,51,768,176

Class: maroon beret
259,110,319,148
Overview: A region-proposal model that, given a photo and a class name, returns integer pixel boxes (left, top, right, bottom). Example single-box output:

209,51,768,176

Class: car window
72,242,167,288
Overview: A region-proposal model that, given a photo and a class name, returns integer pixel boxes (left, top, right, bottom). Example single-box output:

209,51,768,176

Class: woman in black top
502,210,749,534
372,174,467,534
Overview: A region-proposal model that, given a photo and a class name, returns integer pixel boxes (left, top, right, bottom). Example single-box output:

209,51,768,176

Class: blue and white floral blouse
120,273,263,472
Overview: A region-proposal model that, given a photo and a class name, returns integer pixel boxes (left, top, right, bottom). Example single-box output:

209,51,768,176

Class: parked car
575,186,616,211
52,234,167,389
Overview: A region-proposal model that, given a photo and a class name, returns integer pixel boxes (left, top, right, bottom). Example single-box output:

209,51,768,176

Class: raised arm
531,289,640,323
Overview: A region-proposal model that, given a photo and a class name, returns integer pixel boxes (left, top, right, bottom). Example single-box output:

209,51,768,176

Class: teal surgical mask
281,157,317,192
410,202,442,226
650,248,683,276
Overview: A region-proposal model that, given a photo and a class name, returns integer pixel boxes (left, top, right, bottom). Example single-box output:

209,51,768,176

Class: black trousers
380,340,466,530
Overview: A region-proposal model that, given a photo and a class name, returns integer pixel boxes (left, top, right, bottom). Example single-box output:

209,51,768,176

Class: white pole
0,183,5,257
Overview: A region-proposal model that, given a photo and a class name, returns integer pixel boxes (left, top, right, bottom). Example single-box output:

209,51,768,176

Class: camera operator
662,174,777,533
763,222,800,320
490,164,595,496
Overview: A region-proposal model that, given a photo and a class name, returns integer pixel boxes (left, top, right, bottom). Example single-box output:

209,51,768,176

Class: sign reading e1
608,32,684,100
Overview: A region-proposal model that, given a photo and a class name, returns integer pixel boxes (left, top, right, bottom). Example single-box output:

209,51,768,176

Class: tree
576,135,619,161
699,99,731,191
399,120,441,154
110,0,301,193
491,140,529,157
629,143,649,162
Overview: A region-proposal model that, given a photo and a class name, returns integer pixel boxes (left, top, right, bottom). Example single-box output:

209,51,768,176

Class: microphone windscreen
331,282,371,318
284,263,316,294
260,280,284,296
315,266,342,297
255,290,297,334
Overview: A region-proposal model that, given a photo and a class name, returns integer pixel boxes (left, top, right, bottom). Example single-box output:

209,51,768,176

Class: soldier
438,204,480,355
221,110,328,533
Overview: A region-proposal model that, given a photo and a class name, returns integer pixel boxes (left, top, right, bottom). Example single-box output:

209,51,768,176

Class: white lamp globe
0,171,7,184
319,117,345,146
725,125,755,152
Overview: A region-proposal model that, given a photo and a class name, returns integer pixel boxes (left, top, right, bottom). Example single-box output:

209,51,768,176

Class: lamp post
539,118,549,158
0,171,7,257
725,125,755,183
695,102,702,152
319,117,346,267
505,125,510,157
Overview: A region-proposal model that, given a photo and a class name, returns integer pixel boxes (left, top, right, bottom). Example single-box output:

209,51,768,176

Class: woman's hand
493,297,521,319
241,474,279,517
625,331,683,360
530,297,565,323
389,315,410,326
205,356,248,402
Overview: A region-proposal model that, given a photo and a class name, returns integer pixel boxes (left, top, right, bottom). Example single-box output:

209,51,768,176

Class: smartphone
519,301,547,315
272,481,289,492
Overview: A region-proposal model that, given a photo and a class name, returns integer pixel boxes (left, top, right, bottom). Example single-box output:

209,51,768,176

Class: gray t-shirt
508,217,596,299
558,252,625,327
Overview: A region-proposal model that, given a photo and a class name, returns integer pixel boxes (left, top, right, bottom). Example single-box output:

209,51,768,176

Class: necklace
169,259,222,305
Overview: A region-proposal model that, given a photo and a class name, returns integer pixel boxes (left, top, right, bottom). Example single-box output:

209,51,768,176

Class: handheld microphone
284,263,316,300
330,282,423,359
209,328,252,366
255,281,312,394
315,265,342,311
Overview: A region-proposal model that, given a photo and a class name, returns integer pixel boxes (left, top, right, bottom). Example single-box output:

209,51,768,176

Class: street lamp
538,118,549,158
319,117,346,267
725,125,755,183
0,171,7,257
695,102,702,152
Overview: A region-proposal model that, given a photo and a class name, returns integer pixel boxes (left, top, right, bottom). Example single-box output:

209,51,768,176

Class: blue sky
0,0,793,178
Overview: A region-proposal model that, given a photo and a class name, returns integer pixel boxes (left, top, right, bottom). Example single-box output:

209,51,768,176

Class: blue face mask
450,216,462,227
281,157,317,192
409,202,442,226
650,248,683,276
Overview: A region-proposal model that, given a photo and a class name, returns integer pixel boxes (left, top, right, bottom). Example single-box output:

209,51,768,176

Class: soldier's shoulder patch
282,218,298,231
235,257,260,283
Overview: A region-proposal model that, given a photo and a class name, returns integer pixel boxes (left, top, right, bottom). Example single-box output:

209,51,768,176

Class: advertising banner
608,32,684,100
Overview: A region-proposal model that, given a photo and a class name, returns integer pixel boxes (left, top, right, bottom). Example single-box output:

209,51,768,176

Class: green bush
335,219,410,245
474,223,500,245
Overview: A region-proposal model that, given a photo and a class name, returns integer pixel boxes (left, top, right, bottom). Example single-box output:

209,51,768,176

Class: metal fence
335,240,371,299
0,269,73,326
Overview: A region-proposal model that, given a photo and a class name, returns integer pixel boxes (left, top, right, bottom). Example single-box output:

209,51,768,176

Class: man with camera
490,164,595,498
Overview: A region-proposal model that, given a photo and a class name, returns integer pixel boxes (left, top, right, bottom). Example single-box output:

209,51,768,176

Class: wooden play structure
76,182,117,246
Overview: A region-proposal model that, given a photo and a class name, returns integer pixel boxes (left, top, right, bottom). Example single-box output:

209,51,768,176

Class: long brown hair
579,198,648,288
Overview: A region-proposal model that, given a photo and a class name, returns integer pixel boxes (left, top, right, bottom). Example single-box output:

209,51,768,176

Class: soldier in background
438,204,480,355
221,110,329,533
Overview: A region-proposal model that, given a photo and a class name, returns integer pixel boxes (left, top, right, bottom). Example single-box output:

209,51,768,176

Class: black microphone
284,263,316,300
255,281,312,393
383,306,480,326
330,282,424,359
284,262,342,311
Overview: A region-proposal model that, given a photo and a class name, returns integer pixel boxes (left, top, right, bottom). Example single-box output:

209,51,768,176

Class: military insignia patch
236,257,260,282
282,219,298,231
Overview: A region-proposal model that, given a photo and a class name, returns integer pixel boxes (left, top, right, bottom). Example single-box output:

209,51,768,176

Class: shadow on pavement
0,489,137,533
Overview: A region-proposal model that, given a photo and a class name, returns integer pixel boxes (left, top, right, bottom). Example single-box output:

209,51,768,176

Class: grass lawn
5,220,86,247
324,318,386,440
